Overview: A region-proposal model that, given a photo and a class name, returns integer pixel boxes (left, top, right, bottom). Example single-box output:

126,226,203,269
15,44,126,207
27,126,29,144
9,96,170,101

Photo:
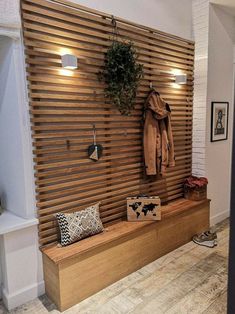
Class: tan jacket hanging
144,91,175,176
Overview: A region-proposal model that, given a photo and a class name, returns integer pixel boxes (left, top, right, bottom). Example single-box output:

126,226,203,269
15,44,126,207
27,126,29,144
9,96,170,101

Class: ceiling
210,0,235,17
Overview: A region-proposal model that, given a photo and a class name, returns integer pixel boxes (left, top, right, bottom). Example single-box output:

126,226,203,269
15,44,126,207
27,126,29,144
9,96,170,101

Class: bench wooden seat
42,198,210,311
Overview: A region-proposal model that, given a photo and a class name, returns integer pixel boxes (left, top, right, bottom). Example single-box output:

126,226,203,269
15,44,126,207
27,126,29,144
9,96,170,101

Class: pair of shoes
192,230,217,248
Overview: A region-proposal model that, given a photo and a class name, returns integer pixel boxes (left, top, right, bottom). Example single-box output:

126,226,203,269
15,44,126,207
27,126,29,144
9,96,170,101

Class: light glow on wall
58,48,73,56
58,69,74,76
171,83,182,89
171,69,182,76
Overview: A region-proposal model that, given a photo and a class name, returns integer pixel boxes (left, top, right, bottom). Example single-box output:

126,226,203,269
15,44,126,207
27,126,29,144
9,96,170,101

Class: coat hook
149,82,153,89
66,140,70,150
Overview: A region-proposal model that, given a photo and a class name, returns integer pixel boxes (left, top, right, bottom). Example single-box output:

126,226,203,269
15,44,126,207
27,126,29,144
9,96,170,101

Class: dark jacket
144,91,175,176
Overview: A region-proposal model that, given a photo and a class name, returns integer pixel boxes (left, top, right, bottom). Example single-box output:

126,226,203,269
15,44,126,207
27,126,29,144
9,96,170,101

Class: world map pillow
55,203,104,247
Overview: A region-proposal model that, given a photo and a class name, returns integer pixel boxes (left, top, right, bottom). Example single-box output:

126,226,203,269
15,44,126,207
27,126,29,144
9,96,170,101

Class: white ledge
0,211,38,235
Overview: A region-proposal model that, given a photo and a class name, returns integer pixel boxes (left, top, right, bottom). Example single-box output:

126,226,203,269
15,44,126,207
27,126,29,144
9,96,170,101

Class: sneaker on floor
193,230,217,248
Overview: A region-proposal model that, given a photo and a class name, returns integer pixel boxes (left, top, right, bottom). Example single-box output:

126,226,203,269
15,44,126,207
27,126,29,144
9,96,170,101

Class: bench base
43,199,210,311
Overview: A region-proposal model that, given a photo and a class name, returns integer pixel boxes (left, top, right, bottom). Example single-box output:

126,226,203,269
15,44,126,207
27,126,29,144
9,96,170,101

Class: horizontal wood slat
21,0,194,246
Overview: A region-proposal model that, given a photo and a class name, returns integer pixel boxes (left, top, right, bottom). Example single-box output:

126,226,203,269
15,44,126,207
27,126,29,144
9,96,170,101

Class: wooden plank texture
21,0,194,246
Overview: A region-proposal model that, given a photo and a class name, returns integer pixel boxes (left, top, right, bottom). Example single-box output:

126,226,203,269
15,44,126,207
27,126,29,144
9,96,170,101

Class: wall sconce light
61,54,77,69
175,73,187,84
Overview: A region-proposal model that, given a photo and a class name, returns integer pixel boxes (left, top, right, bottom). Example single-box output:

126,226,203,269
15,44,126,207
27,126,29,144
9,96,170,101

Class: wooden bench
42,198,210,311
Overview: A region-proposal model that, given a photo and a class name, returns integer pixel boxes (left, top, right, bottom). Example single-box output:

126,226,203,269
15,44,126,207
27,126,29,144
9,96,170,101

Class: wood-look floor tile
202,290,227,314
130,252,226,313
165,258,227,314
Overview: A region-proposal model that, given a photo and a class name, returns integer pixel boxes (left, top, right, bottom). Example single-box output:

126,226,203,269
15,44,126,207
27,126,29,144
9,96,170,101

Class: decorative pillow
55,203,104,246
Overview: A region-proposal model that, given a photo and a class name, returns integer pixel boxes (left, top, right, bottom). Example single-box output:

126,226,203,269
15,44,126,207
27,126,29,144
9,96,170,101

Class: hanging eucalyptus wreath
99,40,144,115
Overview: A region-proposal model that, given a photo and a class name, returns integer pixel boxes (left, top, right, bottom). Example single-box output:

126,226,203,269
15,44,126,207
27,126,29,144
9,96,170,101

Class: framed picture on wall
211,102,229,142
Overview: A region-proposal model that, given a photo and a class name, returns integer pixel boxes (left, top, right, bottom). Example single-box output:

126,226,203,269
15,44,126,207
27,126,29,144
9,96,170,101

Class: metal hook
66,140,70,150
111,15,118,39
92,124,97,145
111,15,117,27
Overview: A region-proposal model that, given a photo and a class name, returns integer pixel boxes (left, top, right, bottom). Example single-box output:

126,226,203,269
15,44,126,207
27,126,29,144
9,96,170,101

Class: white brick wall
192,0,209,176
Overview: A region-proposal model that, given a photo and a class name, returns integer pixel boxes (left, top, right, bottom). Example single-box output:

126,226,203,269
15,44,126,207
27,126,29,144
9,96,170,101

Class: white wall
0,36,41,308
206,5,235,224
0,36,35,219
71,0,193,40
192,1,234,225
0,37,25,215
192,0,210,176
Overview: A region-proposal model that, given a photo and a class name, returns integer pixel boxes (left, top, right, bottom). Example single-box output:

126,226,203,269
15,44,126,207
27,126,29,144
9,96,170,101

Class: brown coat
144,91,175,176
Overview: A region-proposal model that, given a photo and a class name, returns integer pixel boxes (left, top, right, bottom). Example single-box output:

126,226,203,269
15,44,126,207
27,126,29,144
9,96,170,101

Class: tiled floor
0,219,229,314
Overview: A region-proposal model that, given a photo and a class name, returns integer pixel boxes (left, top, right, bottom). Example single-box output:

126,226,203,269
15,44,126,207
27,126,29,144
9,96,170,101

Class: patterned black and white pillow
55,203,104,246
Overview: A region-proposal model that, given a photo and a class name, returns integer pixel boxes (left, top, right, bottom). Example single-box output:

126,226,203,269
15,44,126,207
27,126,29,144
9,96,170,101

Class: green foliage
99,41,144,115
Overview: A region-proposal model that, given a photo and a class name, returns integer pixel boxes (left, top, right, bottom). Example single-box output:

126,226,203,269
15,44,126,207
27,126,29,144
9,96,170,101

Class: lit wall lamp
61,54,77,69
175,73,187,84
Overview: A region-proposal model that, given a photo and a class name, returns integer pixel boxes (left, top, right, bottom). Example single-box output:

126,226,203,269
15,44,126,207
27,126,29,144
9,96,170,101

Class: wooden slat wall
21,0,194,246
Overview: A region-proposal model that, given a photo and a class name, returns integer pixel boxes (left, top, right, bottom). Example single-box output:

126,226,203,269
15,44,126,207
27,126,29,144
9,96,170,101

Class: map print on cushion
55,203,104,246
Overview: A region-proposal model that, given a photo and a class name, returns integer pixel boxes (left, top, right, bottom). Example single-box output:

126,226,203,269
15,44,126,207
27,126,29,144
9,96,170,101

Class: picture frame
211,102,229,142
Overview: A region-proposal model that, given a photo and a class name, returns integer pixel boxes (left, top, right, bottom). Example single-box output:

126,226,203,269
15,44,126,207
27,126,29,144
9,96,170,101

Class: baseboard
2,280,45,311
210,209,230,226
